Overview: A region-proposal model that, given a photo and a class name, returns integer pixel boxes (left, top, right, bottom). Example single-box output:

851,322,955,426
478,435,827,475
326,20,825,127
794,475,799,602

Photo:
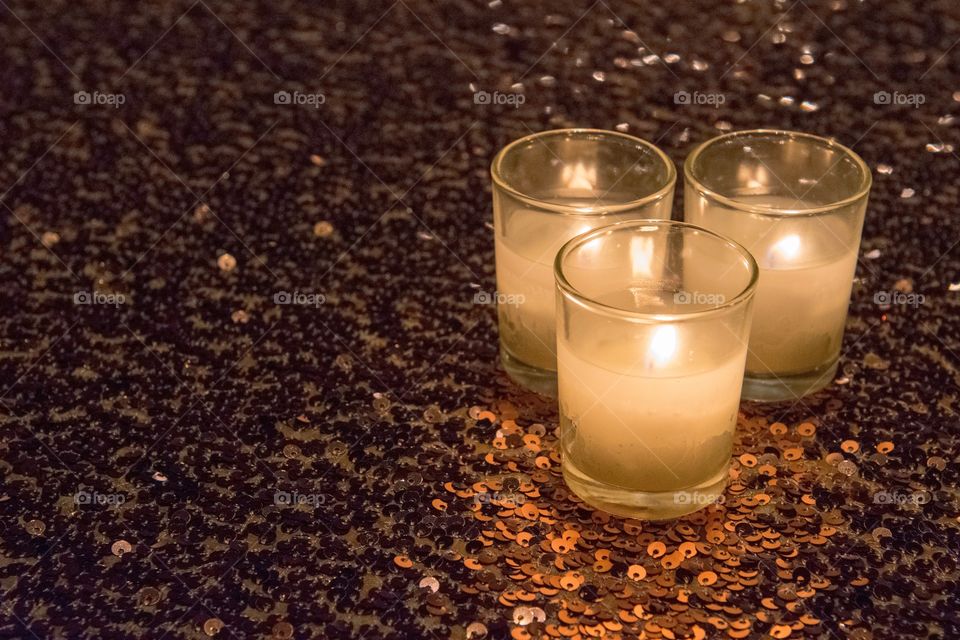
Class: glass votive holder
555,220,758,519
491,129,676,396
684,130,871,402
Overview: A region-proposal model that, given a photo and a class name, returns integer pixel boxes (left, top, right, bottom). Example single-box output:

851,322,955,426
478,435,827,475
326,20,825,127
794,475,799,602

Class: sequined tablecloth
1,1,958,638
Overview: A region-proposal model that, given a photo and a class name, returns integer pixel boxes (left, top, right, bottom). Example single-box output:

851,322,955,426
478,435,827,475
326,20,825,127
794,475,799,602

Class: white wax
495,192,672,371
558,327,745,493
495,229,560,370
689,195,859,375
747,249,857,374
495,208,609,371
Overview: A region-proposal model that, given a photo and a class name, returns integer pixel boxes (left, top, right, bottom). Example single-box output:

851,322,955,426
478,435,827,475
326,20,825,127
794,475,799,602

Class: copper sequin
217,253,237,272
313,221,334,237
876,441,895,454
111,539,132,557
203,618,224,636
435,403,894,639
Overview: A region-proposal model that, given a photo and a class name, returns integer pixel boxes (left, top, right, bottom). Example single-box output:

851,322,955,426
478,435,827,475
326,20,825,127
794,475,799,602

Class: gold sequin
313,221,334,237
25,520,45,536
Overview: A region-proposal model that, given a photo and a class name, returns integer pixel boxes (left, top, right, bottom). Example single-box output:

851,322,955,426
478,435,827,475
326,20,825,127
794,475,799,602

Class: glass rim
554,219,760,323
683,129,873,217
490,128,677,215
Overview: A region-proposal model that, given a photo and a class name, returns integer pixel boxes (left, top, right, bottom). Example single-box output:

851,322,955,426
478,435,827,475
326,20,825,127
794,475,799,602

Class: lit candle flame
562,161,596,191
644,325,677,368
737,161,768,190
766,233,801,267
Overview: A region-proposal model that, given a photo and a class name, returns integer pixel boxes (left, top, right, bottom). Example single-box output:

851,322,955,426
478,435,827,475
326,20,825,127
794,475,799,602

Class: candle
555,220,757,519
684,130,871,401
491,129,675,395
495,210,593,374
715,197,859,375
558,328,745,495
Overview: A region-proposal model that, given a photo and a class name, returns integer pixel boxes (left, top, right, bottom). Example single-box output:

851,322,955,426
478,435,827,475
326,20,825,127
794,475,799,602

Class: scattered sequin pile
416,400,959,639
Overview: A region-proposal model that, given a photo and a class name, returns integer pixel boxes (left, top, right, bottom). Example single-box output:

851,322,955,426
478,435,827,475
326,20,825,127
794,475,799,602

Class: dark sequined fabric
0,0,958,638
